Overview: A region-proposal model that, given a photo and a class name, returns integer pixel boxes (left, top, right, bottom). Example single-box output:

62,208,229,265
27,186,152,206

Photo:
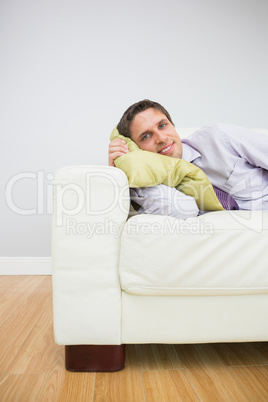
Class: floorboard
0,275,268,401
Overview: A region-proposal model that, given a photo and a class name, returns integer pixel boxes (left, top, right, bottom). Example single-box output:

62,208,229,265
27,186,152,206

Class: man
109,99,268,218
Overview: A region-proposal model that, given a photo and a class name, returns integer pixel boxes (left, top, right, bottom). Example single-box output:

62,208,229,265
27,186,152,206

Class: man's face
129,108,182,159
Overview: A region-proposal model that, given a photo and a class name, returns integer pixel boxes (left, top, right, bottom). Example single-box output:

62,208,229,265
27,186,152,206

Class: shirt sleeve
130,184,199,220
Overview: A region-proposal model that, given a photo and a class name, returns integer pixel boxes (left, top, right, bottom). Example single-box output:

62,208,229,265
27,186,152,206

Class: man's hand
109,139,129,167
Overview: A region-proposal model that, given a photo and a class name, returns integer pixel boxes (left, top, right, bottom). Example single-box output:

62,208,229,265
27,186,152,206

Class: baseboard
0,257,52,275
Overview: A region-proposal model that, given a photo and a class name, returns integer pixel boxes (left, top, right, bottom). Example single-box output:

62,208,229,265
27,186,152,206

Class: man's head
117,99,182,159
117,99,174,137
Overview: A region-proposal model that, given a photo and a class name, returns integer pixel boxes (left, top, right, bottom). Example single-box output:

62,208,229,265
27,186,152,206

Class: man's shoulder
182,123,235,153
182,123,245,149
197,122,233,133
185,123,225,139
189,123,240,140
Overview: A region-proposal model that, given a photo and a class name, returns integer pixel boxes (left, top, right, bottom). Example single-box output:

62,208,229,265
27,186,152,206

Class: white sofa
52,128,268,372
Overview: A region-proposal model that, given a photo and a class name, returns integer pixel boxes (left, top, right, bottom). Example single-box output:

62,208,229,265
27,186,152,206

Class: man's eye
142,134,150,141
159,123,166,128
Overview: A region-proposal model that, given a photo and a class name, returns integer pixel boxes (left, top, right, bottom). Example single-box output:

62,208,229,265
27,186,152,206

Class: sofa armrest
52,166,129,345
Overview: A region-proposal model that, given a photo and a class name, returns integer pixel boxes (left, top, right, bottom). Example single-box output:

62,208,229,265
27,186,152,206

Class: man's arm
130,185,199,219
221,124,268,170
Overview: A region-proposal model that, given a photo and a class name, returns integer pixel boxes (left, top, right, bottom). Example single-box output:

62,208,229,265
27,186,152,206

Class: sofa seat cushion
119,212,268,296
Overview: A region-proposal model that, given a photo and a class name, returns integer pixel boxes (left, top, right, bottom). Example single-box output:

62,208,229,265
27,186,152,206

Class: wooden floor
1,276,268,401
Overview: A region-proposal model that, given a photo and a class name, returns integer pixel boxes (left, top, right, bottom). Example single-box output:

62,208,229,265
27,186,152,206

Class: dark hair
117,99,174,138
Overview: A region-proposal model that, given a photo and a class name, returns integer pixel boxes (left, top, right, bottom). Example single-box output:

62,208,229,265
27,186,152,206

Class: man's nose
154,131,167,144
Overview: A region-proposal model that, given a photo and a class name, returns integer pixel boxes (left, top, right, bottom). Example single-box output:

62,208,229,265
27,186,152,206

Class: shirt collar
181,141,201,162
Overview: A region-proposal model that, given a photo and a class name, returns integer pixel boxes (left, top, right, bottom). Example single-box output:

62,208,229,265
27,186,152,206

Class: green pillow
110,127,224,211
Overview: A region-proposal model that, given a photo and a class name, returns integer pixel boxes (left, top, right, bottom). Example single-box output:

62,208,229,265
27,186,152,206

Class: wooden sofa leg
65,344,125,372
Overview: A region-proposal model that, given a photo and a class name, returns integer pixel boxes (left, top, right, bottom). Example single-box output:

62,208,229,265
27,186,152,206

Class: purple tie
213,186,239,210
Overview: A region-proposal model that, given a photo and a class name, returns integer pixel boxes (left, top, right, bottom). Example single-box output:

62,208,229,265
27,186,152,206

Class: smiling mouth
158,143,174,154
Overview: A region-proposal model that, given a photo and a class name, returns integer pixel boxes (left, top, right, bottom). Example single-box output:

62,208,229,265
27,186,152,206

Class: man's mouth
158,143,174,154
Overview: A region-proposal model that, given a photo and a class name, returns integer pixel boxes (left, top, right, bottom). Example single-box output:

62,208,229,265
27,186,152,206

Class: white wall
1,0,268,257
